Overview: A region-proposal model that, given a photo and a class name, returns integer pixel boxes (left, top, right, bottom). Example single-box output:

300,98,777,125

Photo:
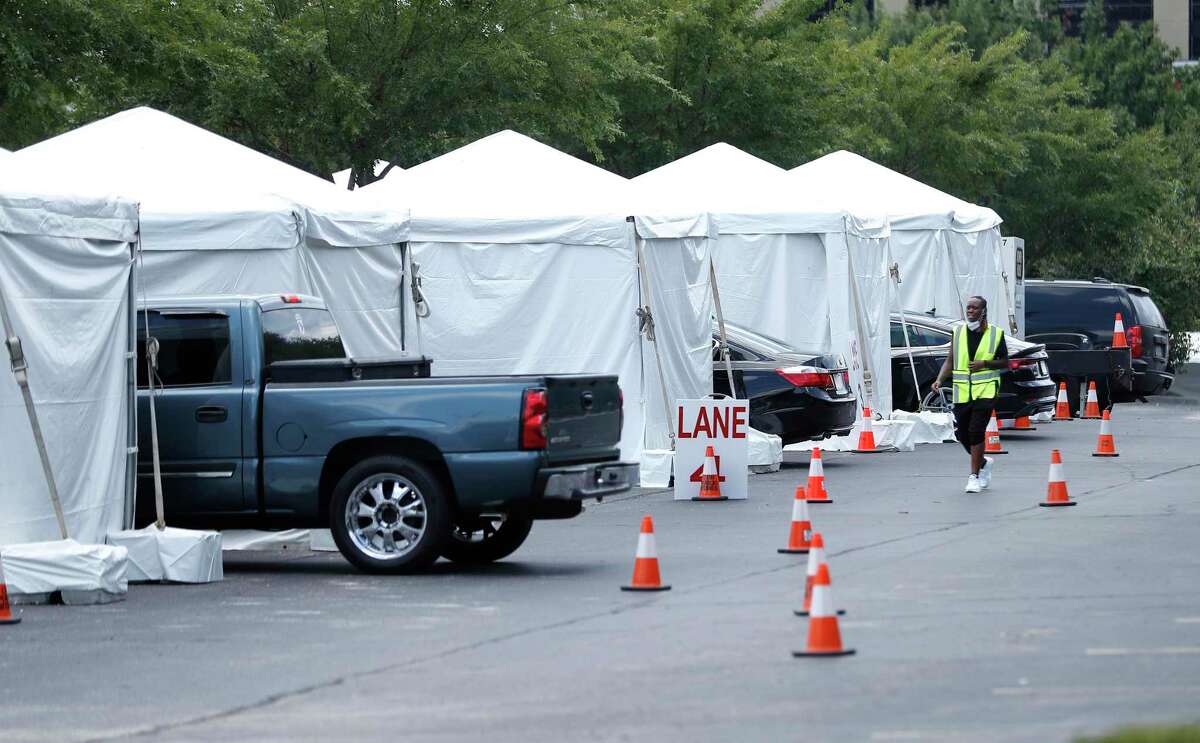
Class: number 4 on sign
689,455,727,484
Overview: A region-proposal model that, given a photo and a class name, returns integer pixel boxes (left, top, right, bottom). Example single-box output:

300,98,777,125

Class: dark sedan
712,322,857,444
890,313,1057,418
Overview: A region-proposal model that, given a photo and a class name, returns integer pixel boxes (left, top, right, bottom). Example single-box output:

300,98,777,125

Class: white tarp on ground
1,540,128,604
632,144,895,415
362,131,716,472
0,190,139,546
786,151,1008,333
4,108,415,358
106,525,223,583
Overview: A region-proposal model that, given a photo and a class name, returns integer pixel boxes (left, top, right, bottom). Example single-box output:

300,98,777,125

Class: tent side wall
1,216,136,545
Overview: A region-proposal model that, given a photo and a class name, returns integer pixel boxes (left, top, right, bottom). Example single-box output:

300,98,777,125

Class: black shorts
954,398,996,449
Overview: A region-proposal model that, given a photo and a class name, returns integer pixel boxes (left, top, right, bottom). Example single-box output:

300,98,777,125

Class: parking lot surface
3,396,1200,743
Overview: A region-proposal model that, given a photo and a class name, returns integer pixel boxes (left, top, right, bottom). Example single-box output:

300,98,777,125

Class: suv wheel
441,512,534,565
330,455,449,573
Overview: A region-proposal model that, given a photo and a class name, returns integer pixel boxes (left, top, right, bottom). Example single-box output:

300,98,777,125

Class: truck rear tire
441,513,534,565
329,455,449,574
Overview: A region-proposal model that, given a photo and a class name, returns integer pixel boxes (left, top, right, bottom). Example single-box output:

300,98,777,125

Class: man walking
932,296,1008,493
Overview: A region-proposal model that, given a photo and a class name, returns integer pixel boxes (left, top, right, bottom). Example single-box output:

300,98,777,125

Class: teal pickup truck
135,294,636,573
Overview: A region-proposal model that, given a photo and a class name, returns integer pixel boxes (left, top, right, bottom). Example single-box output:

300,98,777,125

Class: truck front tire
441,513,534,565
329,455,449,574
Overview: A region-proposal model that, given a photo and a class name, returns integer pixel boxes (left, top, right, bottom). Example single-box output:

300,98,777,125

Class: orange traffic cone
852,407,884,453
692,445,727,501
806,447,833,504
1112,312,1128,349
621,515,671,591
0,554,20,625
984,411,1008,455
793,564,855,657
1011,415,1036,431
1039,449,1076,507
1082,381,1102,419
794,533,845,617
778,486,814,554
1093,410,1119,457
1053,382,1073,421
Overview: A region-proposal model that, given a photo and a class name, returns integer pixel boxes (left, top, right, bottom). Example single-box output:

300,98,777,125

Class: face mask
966,319,982,331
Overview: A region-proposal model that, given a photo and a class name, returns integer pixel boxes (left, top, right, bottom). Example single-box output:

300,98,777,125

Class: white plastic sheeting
786,151,1008,331
748,428,783,473
0,191,138,547
362,131,717,470
106,526,223,583
633,144,895,414
4,108,416,358
1,540,128,604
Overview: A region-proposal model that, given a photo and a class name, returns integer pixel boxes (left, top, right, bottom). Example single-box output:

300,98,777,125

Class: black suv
1025,279,1172,402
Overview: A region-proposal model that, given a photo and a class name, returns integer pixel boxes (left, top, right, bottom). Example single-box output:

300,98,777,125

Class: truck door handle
195,406,228,423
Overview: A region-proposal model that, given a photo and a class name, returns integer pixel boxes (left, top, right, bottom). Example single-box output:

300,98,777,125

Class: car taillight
281,294,302,304
1007,358,1038,371
521,388,548,450
777,366,834,389
1128,325,1143,359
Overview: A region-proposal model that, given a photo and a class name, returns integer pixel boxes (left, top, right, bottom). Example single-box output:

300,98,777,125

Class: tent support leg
0,282,69,539
709,258,738,399
635,236,676,443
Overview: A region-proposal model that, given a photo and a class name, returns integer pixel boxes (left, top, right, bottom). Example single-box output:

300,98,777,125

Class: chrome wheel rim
345,473,426,560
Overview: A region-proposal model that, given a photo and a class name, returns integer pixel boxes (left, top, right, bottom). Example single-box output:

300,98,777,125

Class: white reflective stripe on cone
1115,317,1125,332
810,458,824,476
636,533,657,558
1100,418,1111,435
1058,388,1068,402
702,455,717,476
986,415,998,433
1087,388,1098,402
806,548,824,575
810,583,835,618
1048,462,1065,483
792,499,809,521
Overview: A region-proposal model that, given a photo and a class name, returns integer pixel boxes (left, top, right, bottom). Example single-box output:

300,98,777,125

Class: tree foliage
0,0,1197,345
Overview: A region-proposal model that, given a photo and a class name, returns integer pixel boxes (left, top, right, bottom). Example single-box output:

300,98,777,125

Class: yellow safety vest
952,324,1002,403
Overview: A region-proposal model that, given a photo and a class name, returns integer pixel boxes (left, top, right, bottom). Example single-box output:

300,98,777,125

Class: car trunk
543,375,622,464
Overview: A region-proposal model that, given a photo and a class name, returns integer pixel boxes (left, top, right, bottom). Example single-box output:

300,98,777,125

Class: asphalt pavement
3,390,1200,743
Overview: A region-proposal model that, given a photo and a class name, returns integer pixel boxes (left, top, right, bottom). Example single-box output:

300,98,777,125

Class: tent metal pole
135,246,167,531
843,227,877,413
0,277,69,539
890,261,923,406
124,238,139,530
633,231,676,443
708,256,738,399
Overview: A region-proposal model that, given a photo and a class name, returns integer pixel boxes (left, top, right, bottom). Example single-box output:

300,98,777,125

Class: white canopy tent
632,144,895,415
786,151,1010,336
0,189,139,546
362,131,717,476
3,108,415,358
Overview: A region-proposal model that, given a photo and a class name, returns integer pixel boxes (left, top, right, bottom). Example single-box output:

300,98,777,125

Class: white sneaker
980,457,994,489
964,474,982,493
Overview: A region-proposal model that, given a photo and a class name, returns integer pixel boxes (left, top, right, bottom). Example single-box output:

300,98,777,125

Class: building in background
870,0,1196,61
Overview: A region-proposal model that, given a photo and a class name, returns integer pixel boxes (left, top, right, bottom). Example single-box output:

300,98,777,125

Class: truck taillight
618,387,624,433
521,388,548,450
1128,325,1143,359
776,366,834,389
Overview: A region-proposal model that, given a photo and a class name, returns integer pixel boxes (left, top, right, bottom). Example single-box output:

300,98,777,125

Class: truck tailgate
544,376,622,463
